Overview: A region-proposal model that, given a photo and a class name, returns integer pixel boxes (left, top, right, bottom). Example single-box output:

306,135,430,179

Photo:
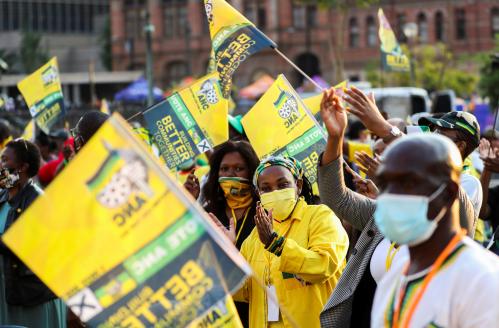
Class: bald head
377,134,462,190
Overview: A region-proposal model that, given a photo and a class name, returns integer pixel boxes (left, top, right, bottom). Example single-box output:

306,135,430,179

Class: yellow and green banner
17,57,66,133
378,9,410,72
2,113,250,327
144,73,228,170
204,0,276,98
242,74,326,187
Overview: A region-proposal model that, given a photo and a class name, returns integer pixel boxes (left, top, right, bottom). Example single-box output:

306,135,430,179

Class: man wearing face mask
371,134,499,327
419,111,482,225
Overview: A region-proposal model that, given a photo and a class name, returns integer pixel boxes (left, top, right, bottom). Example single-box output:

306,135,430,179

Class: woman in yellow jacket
214,156,349,327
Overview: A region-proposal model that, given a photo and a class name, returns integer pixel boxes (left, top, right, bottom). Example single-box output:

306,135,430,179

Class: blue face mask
374,184,448,246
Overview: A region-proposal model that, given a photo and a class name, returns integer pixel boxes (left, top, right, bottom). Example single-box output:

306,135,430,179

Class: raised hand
255,202,274,247
354,151,381,177
344,161,379,199
184,172,200,199
479,139,495,159
320,87,347,139
208,212,236,245
344,86,393,138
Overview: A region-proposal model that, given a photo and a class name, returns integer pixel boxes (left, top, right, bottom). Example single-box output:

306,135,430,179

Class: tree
100,17,113,71
478,36,499,110
19,30,49,74
298,0,379,82
365,43,478,98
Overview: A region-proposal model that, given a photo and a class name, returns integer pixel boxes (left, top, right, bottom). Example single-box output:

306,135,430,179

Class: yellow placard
17,57,65,133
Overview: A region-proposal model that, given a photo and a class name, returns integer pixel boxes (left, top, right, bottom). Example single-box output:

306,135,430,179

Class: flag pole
272,47,327,92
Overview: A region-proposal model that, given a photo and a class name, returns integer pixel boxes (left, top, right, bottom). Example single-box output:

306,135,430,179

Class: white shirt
371,237,499,328
370,238,409,284
460,172,483,217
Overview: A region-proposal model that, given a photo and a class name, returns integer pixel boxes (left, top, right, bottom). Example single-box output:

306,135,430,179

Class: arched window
492,8,499,38
455,9,466,40
164,61,188,86
435,11,444,41
349,17,359,48
366,16,376,47
396,13,407,43
417,13,428,42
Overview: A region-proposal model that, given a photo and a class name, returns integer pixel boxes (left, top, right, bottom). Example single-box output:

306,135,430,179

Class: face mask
219,177,253,209
260,188,298,221
374,184,448,247
0,167,20,189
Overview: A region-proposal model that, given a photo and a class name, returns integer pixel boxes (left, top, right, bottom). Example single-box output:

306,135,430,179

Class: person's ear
296,178,303,197
455,141,467,156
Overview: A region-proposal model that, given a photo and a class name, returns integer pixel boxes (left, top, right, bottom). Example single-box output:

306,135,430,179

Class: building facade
111,0,499,89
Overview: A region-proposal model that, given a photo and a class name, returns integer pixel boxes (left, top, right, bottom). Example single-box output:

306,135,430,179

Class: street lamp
403,23,418,86
144,10,155,107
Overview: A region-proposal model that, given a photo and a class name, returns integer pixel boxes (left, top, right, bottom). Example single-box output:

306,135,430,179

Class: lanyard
391,230,465,328
385,242,400,272
231,207,250,244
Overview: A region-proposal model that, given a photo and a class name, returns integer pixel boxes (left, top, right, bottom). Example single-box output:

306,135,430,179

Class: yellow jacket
234,198,349,328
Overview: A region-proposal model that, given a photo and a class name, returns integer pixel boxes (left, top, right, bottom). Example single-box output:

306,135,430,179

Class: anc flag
204,0,276,98
378,9,410,72
2,113,250,327
17,57,66,133
242,74,326,188
144,72,228,170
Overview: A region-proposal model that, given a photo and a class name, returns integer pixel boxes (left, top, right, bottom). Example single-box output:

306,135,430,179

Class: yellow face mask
219,177,253,209
260,188,297,221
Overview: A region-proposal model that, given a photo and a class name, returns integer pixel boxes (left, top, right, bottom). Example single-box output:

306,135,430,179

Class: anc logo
41,65,59,87
197,78,220,111
86,141,153,209
273,88,302,128
274,88,299,119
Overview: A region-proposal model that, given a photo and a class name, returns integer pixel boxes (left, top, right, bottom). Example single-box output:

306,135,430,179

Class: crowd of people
0,85,497,328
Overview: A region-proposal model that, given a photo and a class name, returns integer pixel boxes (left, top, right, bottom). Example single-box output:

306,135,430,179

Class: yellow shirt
234,198,349,328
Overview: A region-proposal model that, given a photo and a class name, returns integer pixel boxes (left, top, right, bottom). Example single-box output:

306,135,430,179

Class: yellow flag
100,98,111,115
144,72,228,169
242,75,326,189
378,9,410,71
17,57,66,133
204,0,276,98
241,74,316,158
2,113,250,326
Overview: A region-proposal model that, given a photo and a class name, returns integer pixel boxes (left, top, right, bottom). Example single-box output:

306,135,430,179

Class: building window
417,13,428,43
163,0,188,38
366,16,376,47
245,0,266,29
293,3,317,30
492,8,499,38
455,9,466,40
125,3,145,39
349,17,359,48
397,13,407,43
165,61,188,86
435,11,444,41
